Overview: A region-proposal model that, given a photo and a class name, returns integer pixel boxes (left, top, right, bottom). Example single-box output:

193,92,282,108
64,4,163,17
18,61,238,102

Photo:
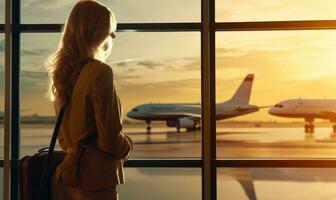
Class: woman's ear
95,37,113,62
103,37,113,55
102,38,112,51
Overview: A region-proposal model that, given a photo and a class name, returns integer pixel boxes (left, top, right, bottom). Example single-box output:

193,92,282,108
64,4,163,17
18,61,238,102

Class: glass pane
216,31,336,158
218,168,336,200
119,168,201,200
20,33,60,156
111,32,201,158
217,1,336,22
20,32,201,158
0,0,4,24
21,0,200,24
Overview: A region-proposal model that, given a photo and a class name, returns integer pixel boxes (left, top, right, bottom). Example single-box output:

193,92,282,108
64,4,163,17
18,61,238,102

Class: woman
47,1,132,199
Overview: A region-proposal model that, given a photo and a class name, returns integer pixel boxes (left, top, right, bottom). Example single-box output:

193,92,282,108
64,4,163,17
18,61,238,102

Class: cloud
111,59,175,71
22,0,73,10
115,74,141,82
217,0,336,21
137,61,172,70
21,49,50,56
111,56,200,79
117,78,201,110
21,70,48,79
20,70,49,94
0,66,43,100
179,58,200,71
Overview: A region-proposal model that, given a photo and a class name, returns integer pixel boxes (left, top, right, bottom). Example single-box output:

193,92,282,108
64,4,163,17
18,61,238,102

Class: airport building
3,0,336,200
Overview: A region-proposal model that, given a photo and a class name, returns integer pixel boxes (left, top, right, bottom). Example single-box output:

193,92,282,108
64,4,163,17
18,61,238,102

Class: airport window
4,0,336,200
20,33,61,156
216,30,336,158
21,0,201,24
20,32,202,158
216,0,336,22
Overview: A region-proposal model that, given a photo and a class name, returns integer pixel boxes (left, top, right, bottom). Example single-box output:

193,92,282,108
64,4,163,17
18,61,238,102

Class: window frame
4,0,336,200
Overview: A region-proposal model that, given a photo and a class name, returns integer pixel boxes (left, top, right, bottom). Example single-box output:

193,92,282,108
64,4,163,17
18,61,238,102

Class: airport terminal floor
4,0,336,200
11,123,336,199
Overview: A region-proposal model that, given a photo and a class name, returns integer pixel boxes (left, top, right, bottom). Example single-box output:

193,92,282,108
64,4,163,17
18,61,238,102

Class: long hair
47,0,116,107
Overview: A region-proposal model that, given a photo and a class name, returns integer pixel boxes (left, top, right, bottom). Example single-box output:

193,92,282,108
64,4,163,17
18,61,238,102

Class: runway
123,123,336,158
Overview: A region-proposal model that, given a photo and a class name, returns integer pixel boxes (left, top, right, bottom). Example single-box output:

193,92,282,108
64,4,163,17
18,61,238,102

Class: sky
2,1,336,122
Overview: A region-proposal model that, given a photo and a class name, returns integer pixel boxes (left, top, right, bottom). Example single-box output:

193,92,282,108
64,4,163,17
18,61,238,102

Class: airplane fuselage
269,99,336,122
127,103,200,121
127,102,259,121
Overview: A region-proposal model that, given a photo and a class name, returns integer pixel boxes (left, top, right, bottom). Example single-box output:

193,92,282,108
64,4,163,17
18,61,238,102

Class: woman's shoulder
86,58,114,86
88,58,113,74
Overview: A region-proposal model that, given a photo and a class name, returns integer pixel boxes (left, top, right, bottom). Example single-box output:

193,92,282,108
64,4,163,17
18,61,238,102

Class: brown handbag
19,61,88,200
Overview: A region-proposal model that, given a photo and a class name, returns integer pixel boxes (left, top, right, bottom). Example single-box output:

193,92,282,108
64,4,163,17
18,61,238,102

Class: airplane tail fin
227,74,254,105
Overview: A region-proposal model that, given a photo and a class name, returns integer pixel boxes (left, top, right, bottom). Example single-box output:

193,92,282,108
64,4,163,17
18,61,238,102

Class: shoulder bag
19,60,88,200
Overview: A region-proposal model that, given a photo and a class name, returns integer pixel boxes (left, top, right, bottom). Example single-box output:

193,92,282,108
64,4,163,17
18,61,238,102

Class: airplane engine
177,117,195,128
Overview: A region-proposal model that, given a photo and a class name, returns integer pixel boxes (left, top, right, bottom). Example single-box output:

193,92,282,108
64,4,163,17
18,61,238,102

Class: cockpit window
275,104,284,108
132,108,139,112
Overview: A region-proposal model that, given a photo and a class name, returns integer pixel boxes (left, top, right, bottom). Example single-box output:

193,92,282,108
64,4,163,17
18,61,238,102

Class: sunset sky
1,1,336,122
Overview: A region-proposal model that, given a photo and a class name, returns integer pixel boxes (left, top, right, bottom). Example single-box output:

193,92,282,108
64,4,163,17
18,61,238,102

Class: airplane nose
268,107,275,115
127,111,133,118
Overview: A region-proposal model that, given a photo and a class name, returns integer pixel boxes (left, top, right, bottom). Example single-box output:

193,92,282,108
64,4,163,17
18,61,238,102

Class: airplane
127,74,260,132
269,98,336,133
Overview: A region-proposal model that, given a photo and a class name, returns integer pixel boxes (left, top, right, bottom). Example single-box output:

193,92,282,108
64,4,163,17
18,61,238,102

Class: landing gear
186,125,201,132
333,125,336,133
146,120,151,133
195,121,201,130
304,122,314,133
175,120,181,132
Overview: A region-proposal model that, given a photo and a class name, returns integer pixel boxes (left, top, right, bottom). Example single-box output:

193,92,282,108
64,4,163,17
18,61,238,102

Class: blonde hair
47,0,117,106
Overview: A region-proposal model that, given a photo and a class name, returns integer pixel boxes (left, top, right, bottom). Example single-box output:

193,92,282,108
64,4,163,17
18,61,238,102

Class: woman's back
52,59,132,200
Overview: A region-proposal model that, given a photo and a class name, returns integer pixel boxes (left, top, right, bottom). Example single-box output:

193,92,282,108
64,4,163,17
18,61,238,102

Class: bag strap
38,59,90,198
47,59,89,165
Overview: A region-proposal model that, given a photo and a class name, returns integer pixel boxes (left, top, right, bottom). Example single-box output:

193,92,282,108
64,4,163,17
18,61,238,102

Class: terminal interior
3,1,336,200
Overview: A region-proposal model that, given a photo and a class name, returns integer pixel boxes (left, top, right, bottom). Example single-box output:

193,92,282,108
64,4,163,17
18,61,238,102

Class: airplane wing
149,112,201,119
235,106,257,112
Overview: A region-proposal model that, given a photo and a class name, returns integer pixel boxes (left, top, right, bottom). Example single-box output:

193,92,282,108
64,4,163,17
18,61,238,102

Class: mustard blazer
53,58,133,192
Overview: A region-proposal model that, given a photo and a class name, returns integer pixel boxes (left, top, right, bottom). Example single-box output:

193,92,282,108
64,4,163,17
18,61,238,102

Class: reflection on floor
219,168,336,200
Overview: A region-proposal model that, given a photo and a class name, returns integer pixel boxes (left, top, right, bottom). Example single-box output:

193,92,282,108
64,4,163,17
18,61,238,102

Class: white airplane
127,74,260,131
269,99,336,133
